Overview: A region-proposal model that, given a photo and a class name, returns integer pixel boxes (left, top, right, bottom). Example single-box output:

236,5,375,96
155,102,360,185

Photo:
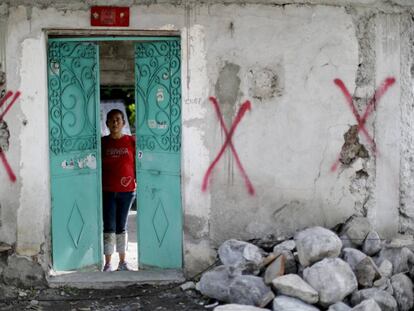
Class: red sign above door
91,6,130,27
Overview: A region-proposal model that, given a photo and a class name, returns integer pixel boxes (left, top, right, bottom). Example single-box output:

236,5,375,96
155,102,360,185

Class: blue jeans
103,191,136,234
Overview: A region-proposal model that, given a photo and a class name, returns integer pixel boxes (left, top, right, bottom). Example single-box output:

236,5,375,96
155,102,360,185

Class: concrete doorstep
47,269,185,289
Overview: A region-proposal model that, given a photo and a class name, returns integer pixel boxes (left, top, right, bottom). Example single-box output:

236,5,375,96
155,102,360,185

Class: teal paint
48,41,102,271
135,39,183,269
47,36,183,271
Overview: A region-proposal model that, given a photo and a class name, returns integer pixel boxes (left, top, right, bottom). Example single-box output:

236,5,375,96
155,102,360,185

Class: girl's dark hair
106,109,125,122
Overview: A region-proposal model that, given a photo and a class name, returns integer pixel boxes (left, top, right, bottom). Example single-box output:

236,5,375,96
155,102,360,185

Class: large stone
390,273,413,311
355,257,381,288
388,236,414,249
351,288,397,311
295,227,342,267
214,304,268,311
362,231,382,256
218,239,264,267
328,302,351,311
340,234,358,249
341,217,373,246
198,265,242,302
350,299,381,311
228,275,275,307
272,295,320,311
378,259,393,278
264,254,285,284
376,247,413,275
303,258,357,306
342,248,367,271
272,274,318,304
273,240,296,255
373,277,393,295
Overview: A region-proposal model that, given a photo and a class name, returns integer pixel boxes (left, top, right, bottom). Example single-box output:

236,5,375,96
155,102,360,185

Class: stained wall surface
0,0,413,279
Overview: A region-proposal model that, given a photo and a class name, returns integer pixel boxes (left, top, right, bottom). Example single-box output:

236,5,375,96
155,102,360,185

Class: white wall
0,1,412,275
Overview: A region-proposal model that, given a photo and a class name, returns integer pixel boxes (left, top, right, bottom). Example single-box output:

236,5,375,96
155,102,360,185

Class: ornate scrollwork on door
135,40,181,153
48,42,98,155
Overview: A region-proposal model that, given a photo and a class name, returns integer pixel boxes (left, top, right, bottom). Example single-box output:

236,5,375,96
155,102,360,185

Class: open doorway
99,41,138,271
48,36,183,275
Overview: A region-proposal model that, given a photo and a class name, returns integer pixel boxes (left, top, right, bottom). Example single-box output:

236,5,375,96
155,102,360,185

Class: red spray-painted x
202,97,255,195
0,91,21,182
331,77,396,171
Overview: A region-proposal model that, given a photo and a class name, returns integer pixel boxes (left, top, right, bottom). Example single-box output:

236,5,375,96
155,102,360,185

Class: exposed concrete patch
248,65,284,101
0,71,6,98
349,10,376,89
3,255,45,288
344,8,377,221
339,125,369,166
215,62,241,124
398,14,414,234
0,120,10,152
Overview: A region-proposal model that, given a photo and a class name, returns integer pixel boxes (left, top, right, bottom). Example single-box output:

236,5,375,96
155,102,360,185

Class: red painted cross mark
331,77,396,172
0,90,21,182
202,97,255,195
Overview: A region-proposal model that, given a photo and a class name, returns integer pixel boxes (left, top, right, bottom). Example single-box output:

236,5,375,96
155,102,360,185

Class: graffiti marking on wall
0,90,21,183
202,96,255,195
331,77,396,172
184,97,202,105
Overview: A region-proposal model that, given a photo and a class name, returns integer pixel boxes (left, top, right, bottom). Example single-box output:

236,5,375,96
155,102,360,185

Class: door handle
148,169,161,175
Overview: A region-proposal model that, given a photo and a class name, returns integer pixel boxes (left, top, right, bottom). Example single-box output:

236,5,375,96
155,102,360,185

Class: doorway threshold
47,270,185,289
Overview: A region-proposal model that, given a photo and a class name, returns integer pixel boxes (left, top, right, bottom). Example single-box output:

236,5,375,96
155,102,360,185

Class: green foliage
127,103,136,128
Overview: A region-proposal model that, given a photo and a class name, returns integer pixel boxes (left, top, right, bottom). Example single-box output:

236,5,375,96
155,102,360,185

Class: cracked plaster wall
0,1,414,278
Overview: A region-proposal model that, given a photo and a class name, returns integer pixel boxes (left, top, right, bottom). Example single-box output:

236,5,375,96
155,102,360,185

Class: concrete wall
0,0,414,282
100,41,135,86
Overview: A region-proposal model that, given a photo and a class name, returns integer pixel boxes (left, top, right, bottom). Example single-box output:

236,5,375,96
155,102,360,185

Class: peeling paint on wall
331,77,396,171
0,120,9,152
339,125,369,166
248,66,284,101
215,62,241,126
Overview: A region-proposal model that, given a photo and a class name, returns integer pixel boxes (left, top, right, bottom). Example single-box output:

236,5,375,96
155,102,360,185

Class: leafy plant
127,103,136,128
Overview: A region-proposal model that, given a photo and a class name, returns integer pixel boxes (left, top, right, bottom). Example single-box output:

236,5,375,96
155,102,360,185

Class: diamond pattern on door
136,39,182,269
152,199,169,246
67,201,85,248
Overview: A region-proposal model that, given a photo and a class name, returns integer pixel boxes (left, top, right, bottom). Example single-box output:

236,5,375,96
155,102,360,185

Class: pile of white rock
196,217,414,311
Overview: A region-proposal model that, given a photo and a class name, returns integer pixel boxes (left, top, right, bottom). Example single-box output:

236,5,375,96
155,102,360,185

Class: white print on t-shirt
106,147,129,157
120,176,133,187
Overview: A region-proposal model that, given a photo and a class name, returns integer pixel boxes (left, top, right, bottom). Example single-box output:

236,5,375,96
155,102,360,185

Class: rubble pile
195,217,414,311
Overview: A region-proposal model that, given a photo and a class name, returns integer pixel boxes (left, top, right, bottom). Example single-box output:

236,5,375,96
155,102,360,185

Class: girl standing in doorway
101,109,136,272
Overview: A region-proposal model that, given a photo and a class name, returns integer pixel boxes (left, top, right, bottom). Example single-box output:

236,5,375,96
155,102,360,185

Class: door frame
46,30,184,272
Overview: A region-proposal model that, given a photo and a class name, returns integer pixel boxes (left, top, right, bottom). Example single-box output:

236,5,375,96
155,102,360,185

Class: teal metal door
135,39,183,269
48,41,102,271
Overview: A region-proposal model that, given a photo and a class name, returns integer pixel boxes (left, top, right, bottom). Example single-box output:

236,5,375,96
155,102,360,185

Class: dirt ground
0,283,214,311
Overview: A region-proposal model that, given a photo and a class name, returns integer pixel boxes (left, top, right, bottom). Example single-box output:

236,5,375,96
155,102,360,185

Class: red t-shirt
101,135,136,192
